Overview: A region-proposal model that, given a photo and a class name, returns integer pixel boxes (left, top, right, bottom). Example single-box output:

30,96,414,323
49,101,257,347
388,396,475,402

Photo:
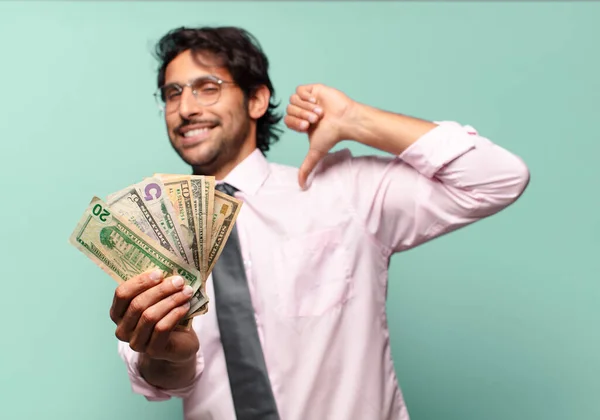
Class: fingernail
172,276,184,288
300,121,309,129
149,269,163,281
313,107,323,115
308,114,317,123
183,285,194,296
309,97,316,103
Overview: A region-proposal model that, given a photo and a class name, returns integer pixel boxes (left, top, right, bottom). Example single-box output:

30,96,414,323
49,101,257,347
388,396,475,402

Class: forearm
138,353,197,390
344,102,438,155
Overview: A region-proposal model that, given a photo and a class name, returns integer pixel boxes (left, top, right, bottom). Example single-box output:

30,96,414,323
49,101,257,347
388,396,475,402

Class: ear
248,85,270,120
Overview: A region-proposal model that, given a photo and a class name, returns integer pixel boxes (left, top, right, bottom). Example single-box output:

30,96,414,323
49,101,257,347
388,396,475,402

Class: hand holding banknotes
109,269,199,362
69,174,242,331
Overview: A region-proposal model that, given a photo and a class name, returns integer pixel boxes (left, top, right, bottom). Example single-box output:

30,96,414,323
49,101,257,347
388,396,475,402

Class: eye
201,85,219,93
162,86,181,101
193,79,220,95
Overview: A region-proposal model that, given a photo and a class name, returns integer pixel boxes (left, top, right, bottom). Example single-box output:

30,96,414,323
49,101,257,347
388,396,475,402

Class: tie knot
216,182,238,197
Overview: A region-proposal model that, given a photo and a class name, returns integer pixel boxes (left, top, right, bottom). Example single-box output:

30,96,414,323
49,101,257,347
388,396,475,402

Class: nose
178,86,203,119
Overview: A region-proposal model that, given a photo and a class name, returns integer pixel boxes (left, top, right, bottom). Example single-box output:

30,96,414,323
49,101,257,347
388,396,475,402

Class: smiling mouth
184,128,211,138
179,125,218,147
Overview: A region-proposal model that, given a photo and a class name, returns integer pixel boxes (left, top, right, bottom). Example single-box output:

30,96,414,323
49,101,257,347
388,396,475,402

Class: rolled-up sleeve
117,340,204,401
340,120,530,254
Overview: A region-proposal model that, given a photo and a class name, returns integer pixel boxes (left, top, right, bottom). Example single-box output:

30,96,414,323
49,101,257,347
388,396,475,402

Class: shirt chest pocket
273,225,354,318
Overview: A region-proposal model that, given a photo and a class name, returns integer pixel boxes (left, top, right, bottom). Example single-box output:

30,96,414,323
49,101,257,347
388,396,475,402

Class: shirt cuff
117,340,204,401
398,120,477,178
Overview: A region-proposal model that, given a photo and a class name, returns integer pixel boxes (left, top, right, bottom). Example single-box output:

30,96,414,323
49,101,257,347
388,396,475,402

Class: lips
178,123,218,147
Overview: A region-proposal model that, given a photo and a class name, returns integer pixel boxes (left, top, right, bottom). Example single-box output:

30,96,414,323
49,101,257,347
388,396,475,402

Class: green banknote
106,177,194,266
69,196,209,318
187,189,242,316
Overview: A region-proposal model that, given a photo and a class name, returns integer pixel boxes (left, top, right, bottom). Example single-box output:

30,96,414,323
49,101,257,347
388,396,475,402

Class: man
110,26,530,420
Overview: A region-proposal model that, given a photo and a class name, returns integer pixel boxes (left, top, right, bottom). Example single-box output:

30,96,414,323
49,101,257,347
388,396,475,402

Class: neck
193,143,256,180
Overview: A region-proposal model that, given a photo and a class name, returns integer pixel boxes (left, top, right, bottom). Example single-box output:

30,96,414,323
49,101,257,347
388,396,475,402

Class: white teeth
183,128,210,138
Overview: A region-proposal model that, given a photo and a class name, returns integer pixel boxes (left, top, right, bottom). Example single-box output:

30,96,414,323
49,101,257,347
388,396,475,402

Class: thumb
298,148,325,190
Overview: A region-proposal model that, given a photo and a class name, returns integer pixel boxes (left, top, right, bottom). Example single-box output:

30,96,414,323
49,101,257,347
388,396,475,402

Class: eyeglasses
154,75,236,113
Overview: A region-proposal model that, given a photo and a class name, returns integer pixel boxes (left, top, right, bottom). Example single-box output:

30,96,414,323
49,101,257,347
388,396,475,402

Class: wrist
138,352,198,389
339,101,379,146
139,351,196,367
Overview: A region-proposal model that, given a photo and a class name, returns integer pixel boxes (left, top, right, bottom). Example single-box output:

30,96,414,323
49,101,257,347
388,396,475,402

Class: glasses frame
153,75,236,114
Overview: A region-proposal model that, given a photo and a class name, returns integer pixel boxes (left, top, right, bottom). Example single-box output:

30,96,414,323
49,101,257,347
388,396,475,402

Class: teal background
0,1,597,419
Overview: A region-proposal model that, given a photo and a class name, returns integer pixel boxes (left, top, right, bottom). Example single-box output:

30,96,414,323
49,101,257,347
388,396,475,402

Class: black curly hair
153,26,283,155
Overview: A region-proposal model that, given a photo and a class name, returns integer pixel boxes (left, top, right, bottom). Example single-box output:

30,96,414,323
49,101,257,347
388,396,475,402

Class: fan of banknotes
69,174,242,328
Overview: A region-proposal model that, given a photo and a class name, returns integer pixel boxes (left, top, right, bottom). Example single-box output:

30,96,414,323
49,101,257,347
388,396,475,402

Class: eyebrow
162,75,221,87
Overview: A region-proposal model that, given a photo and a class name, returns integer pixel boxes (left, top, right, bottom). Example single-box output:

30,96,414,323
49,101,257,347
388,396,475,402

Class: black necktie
211,183,280,420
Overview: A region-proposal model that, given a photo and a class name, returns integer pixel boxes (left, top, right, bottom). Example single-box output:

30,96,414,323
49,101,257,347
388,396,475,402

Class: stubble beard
171,118,251,176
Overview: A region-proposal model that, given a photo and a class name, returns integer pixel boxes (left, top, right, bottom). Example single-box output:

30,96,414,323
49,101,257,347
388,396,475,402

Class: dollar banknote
155,175,202,273
207,189,243,274
68,196,208,325
190,175,215,281
105,177,210,320
188,176,207,280
188,189,242,316
107,177,194,266
71,174,243,325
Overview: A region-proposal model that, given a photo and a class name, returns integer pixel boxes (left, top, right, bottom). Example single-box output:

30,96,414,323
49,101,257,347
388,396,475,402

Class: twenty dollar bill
69,197,208,318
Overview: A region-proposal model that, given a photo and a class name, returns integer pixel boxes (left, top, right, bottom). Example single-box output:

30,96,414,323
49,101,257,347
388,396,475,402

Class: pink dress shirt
118,120,530,419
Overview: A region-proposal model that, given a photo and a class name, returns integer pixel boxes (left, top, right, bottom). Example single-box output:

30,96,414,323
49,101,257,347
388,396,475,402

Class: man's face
162,49,252,174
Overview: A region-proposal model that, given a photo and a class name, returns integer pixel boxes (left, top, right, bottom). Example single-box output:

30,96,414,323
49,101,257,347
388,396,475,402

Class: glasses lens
192,77,221,105
155,77,223,112
157,84,182,112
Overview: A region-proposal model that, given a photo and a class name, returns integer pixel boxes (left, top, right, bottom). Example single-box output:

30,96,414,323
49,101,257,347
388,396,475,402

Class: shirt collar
221,148,270,195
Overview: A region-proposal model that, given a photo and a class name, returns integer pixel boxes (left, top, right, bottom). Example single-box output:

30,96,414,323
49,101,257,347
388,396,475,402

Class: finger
296,84,318,103
129,285,194,353
286,104,320,126
299,148,326,190
146,302,193,356
110,268,164,324
289,93,323,116
117,275,188,339
284,115,310,132
287,103,322,125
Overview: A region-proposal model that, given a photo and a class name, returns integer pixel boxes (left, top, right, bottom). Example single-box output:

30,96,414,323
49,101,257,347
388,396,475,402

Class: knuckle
139,274,151,288
129,297,145,315
154,320,171,334
141,308,158,325
114,286,129,301
169,293,183,306
109,308,117,323
129,340,141,353
131,272,144,283
138,272,157,288
110,313,120,326
115,326,128,342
